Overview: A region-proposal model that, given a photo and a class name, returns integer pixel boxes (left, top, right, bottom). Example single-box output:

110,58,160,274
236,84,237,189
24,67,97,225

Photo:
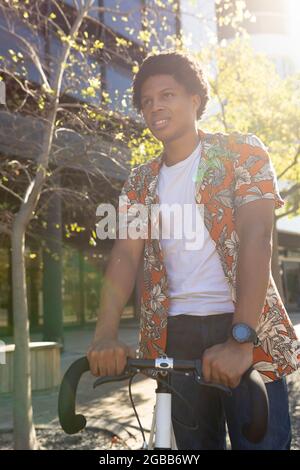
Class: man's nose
151,97,164,112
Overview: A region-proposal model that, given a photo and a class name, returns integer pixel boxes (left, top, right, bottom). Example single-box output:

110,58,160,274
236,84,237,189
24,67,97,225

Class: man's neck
162,127,201,167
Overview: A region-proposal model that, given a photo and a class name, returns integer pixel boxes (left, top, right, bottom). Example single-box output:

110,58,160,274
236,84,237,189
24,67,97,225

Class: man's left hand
202,339,253,388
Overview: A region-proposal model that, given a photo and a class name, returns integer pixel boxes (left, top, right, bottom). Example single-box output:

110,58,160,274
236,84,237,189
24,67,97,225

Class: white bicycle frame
145,390,178,450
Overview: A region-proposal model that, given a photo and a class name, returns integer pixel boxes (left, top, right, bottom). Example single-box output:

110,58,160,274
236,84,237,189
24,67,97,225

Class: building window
63,0,102,20
282,260,300,310
145,0,177,48
105,62,138,119
103,0,143,44
0,11,45,86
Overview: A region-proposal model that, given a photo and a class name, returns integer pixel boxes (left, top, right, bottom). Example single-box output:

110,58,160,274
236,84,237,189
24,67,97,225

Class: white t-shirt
157,139,235,317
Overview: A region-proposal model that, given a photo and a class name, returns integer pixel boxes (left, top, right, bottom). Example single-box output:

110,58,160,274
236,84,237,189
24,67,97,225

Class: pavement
1,314,300,449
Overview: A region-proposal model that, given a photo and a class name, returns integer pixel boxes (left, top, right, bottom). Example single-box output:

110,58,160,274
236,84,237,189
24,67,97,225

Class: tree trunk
9,0,92,450
11,218,38,450
271,220,284,300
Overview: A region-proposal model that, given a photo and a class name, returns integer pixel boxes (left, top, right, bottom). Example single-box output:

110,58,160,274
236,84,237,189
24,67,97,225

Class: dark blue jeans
165,313,292,450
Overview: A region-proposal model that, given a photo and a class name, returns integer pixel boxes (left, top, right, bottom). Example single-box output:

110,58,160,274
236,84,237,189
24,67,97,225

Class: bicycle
58,355,269,450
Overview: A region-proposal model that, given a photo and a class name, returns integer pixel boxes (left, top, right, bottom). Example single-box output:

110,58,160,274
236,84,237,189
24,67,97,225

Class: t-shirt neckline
161,139,202,171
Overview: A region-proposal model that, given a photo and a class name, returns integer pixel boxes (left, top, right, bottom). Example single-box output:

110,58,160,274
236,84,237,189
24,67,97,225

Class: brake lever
194,374,232,395
190,359,231,395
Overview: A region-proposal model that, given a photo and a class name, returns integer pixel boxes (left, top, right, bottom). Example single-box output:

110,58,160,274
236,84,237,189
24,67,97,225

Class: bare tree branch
52,0,72,29
0,25,52,93
0,182,24,202
280,183,300,200
40,186,89,199
278,145,300,180
0,68,36,98
275,206,300,221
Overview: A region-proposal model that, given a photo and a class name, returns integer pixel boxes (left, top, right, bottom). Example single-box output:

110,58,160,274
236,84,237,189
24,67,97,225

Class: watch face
233,324,251,342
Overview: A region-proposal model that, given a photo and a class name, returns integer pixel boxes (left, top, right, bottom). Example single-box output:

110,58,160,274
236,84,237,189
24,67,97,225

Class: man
87,50,300,449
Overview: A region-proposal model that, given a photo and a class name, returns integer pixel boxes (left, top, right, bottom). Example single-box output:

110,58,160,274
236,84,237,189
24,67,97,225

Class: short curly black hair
132,49,210,121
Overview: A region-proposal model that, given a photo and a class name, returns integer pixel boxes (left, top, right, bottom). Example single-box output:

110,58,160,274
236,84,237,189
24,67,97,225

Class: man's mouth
152,118,170,130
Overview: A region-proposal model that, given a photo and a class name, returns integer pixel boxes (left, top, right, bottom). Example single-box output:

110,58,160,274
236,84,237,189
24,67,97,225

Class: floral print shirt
120,128,300,382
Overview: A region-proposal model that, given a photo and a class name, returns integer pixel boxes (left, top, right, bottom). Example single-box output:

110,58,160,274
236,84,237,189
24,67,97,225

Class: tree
0,0,102,450
200,37,300,296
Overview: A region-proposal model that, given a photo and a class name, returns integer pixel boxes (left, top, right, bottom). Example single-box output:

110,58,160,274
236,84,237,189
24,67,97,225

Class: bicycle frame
147,403,178,450
147,381,178,450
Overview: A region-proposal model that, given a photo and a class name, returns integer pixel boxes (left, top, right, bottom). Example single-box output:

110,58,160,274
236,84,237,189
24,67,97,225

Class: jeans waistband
168,312,234,321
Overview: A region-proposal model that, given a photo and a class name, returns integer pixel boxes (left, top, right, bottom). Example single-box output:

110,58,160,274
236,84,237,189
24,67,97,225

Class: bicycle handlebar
58,355,269,444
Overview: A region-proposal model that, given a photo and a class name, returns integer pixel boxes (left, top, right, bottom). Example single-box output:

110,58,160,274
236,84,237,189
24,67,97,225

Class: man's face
140,74,201,143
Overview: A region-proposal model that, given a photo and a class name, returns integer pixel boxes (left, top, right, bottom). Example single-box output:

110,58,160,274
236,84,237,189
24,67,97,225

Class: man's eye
142,93,173,107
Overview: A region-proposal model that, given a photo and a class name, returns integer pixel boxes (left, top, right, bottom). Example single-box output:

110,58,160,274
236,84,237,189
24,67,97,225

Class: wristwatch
231,323,259,346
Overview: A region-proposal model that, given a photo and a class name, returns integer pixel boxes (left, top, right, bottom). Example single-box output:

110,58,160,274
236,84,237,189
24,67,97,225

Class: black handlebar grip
58,356,90,434
241,367,269,443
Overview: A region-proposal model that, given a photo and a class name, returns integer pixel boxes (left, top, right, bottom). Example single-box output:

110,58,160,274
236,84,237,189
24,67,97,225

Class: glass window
82,253,103,323
103,0,143,44
105,62,138,119
62,0,77,7
62,0,100,19
145,0,177,48
26,248,42,329
62,245,81,324
282,261,300,309
0,11,45,85
64,47,103,106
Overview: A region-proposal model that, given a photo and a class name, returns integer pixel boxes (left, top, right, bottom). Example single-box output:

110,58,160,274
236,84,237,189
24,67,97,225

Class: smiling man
87,50,300,450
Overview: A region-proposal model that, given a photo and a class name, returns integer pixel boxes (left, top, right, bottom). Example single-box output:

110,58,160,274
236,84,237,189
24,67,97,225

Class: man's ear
193,94,201,115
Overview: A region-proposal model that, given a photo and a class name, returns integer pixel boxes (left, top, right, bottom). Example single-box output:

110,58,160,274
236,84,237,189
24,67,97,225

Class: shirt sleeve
233,134,285,210
117,167,146,237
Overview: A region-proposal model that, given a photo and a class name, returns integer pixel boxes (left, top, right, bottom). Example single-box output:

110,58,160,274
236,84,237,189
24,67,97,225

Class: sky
288,0,300,68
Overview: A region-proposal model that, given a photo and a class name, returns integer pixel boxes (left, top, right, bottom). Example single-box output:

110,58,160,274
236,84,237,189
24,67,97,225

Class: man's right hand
87,338,137,377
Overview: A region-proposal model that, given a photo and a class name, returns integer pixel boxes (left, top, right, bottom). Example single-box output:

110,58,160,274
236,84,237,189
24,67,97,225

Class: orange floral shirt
120,128,300,382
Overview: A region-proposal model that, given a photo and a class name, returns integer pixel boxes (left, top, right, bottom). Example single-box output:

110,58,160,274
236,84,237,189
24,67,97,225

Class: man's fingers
88,351,100,377
115,346,136,375
87,341,137,377
127,346,137,359
115,353,124,376
218,374,230,388
203,352,229,386
228,376,241,389
89,362,98,377
97,357,104,376
210,368,223,386
105,349,116,376
115,347,127,375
